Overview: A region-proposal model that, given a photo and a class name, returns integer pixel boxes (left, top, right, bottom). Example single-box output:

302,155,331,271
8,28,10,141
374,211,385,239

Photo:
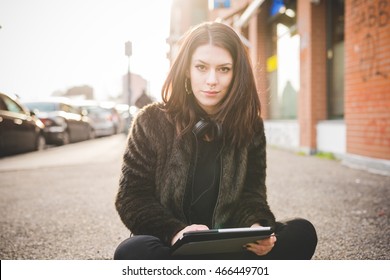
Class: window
327,0,345,119
2,95,24,114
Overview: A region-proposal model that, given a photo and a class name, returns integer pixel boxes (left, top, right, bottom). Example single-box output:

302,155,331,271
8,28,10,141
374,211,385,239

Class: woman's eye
218,67,231,73
195,65,206,71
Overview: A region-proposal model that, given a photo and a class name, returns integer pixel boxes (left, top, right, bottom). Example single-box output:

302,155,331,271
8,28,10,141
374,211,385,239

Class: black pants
114,218,317,260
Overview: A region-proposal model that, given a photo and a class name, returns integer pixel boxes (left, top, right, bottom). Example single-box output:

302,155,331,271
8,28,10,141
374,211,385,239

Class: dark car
0,92,46,157
24,99,95,145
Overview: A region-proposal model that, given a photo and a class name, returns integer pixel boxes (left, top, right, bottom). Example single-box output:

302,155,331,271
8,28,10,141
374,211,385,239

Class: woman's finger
245,235,276,256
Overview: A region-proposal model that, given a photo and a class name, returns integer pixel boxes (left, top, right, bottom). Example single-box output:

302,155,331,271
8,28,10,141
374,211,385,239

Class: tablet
171,227,273,256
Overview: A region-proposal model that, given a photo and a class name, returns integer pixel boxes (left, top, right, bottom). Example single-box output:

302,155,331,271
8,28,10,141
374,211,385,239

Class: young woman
114,22,317,259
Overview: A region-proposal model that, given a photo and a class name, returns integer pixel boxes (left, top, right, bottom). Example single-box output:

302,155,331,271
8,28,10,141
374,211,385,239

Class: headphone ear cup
192,119,210,137
192,119,223,140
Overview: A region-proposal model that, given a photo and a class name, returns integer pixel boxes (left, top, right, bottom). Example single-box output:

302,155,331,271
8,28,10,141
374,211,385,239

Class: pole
125,41,132,106
127,56,132,106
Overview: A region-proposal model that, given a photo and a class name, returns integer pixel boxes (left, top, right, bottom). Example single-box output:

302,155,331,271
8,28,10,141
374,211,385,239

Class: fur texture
115,102,275,245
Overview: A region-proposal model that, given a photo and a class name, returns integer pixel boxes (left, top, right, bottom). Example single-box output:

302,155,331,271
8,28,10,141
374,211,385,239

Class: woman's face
189,44,233,114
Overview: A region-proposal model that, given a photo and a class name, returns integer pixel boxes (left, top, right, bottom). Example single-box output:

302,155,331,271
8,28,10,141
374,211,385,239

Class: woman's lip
202,90,219,95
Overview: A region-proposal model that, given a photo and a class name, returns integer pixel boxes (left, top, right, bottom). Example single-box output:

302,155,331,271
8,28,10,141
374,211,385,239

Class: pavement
0,135,389,260
265,148,389,260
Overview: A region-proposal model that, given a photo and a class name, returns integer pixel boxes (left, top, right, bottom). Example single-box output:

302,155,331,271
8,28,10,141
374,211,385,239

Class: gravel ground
266,148,389,260
0,141,389,260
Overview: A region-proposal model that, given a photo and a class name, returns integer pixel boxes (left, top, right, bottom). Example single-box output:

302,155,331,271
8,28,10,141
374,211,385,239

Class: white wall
316,120,346,156
264,119,346,156
264,120,299,151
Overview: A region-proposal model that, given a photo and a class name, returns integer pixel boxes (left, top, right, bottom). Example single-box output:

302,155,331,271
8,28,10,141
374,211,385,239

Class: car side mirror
29,109,38,116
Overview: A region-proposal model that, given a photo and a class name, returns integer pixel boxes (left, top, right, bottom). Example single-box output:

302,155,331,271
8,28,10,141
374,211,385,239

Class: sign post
125,41,132,106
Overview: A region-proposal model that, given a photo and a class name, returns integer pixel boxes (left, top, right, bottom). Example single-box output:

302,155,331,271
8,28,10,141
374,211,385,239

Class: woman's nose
206,70,217,86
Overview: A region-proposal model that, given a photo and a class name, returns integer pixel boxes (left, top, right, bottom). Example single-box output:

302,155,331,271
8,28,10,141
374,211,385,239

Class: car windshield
25,102,59,112
85,106,103,113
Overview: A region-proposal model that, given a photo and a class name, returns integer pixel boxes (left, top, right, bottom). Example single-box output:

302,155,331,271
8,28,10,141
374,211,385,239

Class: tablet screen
171,227,273,256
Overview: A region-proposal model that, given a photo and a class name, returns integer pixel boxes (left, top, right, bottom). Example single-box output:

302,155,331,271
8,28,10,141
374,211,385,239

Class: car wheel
61,131,70,145
35,134,46,151
88,128,96,140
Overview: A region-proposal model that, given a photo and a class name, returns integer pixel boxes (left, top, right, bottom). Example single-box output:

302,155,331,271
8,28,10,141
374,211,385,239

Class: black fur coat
115,103,275,245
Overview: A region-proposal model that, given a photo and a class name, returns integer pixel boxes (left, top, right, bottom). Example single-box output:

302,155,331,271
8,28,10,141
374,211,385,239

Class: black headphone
192,119,222,140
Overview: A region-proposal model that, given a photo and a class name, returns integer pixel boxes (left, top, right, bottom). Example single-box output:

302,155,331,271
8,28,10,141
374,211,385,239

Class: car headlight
54,116,67,128
35,119,45,129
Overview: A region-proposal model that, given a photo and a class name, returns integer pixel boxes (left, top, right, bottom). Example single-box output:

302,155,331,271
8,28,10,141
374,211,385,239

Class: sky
0,0,172,102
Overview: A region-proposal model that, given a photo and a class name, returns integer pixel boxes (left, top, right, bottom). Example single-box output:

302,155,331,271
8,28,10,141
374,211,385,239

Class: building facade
167,0,209,61
122,72,149,106
168,0,390,175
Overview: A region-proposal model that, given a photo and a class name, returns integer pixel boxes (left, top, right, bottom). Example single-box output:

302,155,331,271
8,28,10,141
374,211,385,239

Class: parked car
100,102,124,134
72,100,119,137
0,92,46,157
24,99,95,145
115,104,139,135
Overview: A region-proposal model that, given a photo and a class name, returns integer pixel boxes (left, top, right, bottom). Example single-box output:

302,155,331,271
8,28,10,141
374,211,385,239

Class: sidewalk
0,140,388,260
265,147,389,259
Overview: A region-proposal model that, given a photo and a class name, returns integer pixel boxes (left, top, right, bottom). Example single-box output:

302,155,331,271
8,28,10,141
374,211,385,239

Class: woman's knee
273,218,317,259
289,218,317,244
114,235,171,260
287,218,318,258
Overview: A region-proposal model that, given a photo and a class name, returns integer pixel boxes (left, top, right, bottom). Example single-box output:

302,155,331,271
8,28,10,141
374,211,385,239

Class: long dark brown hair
162,21,261,148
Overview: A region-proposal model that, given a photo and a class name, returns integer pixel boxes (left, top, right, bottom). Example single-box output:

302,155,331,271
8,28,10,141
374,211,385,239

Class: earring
185,78,192,95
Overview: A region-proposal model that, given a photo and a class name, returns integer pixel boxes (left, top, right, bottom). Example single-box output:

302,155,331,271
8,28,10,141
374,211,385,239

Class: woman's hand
245,223,277,256
171,224,209,246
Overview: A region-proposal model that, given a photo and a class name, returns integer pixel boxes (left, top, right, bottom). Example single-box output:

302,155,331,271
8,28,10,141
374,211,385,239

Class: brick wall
345,0,390,160
254,2,271,119
297,0,327,152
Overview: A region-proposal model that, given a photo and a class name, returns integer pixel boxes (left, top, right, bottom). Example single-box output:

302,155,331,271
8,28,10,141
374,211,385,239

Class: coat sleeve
225,119,276,228
115,107,186,245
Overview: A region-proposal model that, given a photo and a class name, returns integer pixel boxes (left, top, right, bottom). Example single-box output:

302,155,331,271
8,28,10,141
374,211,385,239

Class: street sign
125,41,132,56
